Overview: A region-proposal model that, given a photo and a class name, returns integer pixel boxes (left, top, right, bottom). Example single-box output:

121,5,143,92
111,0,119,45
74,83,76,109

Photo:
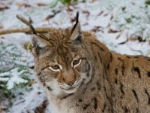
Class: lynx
31,12,150,113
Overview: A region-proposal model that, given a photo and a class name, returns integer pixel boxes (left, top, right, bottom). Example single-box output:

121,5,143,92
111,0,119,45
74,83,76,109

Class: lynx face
32,21,92,96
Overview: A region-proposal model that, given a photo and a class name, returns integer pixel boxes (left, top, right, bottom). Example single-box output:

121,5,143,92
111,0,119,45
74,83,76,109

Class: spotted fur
32,13,150,113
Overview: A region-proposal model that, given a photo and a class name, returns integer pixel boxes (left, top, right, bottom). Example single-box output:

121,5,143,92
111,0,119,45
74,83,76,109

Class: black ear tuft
71,11,79,34
70,11,83,43
30,24,37,34
76,11,79,24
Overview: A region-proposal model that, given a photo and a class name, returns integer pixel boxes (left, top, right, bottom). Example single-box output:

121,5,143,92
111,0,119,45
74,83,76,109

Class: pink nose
65,80,74,86
63,77,75,86
57,69,78,86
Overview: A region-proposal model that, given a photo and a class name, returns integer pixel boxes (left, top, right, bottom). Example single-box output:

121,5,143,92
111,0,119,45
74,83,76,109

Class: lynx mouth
62,84,80,94
59,77,84,94
61,79,82,94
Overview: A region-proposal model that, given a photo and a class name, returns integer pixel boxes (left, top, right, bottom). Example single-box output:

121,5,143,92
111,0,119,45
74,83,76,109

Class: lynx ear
70,12,83,43
32,34,48,48
32,34,50,56
29,24,50,56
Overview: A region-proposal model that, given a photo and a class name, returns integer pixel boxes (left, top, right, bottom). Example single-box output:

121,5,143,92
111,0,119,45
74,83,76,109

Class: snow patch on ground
0,0,150,113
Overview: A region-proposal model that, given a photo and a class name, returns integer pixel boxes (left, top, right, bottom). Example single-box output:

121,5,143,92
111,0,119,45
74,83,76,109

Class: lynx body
32,13,150,113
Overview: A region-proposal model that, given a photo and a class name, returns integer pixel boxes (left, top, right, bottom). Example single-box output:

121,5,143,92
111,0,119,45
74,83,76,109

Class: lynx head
31,12,92,96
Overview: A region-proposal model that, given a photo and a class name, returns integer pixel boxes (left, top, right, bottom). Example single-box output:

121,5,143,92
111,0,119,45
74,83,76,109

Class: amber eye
49,65,61,71
52,65,60,69
72,59,82,67
73,59,80,65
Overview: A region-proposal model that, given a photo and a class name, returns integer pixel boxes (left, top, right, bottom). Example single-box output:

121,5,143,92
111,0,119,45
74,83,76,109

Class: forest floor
0,0,150,113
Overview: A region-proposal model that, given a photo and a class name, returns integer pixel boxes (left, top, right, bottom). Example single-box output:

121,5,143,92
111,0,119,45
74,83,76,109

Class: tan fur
32,18,150,113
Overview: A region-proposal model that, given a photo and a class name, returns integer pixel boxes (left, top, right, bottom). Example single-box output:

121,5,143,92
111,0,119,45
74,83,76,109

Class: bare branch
17,15,37,34
0,15,90,35
16,15,32,26
0,15,57,35
0,27,56,35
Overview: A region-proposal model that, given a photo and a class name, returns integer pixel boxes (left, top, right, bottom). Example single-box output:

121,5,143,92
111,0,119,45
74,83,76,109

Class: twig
16,15,32,26
0,15,56,35
0,27,56,35
0,15,91,35
16,15,37,34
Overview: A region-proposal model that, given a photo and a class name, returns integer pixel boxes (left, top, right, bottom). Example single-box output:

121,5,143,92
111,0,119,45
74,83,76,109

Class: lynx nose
66,81,74,86
63,74,76,86
64,78,75,86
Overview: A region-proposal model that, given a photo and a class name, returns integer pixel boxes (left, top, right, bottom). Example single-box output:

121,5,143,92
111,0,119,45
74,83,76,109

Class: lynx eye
49,65,61,71
72,59,82,67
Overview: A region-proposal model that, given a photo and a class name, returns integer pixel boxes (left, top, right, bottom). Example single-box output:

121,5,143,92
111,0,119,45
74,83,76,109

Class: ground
0,0,150,113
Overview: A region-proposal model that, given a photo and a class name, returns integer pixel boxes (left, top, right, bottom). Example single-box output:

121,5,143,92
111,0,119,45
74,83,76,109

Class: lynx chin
31,12,150,113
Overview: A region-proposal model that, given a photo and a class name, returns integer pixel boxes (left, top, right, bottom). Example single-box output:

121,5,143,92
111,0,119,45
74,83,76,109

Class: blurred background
0,0,150,113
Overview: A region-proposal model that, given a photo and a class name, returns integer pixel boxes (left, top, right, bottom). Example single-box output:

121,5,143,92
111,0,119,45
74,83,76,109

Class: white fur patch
45,79,64,96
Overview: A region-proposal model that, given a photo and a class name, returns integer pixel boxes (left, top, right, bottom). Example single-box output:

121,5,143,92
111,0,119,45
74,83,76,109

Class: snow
6,68,28,90
9,84,47,113
0,0,150,113
0,68,28,89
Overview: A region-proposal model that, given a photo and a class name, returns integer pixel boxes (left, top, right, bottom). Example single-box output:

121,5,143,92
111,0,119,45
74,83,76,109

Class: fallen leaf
16,2,31,8
128,37,146,42
44,15,55,21
0,36,5,39
44,10,61,21
97,11,104,16
0,6,9,11
82,10,90,16
108,29,119,33
28,81,37,86
24,42,33,51
36,3,47,7
70,17,76,23
149,40,150,45
0,25,3,29
91,26,102,32
128,37,138,41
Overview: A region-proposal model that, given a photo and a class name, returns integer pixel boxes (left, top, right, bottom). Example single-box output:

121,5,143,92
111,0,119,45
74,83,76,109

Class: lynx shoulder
31,13,150,113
